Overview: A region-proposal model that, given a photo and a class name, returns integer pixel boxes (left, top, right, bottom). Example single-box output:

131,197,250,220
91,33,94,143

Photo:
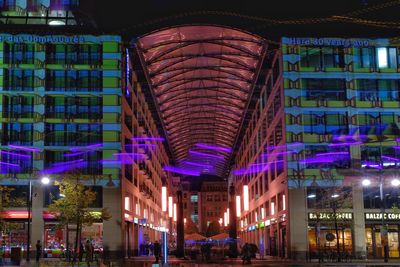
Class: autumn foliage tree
48,174,111,264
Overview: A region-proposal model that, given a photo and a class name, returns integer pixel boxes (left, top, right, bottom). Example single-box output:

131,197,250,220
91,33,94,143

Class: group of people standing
35,239,95,266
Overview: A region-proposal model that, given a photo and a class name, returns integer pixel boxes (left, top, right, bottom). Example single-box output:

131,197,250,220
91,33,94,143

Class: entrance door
281,228,286,258
388,226,399,258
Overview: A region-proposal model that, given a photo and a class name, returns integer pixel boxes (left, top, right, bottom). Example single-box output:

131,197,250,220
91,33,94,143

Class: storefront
42,212,103,258
365,212,400,259
307,212,353,258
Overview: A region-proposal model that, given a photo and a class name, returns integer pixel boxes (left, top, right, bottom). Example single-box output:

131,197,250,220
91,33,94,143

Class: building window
300,46,345,69
4,69,34,91
377,47,397,69
4,43,34,64
1,123,33,146
206,194,213,202
357,79,400,101
190,195,198,203
302,78,346,101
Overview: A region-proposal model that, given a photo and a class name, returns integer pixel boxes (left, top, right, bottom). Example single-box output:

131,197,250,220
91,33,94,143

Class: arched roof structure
136,25,267,176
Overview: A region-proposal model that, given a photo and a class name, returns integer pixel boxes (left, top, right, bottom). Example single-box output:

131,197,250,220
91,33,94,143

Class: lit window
124,196,130,211
377,47,388,68
190,195,198,203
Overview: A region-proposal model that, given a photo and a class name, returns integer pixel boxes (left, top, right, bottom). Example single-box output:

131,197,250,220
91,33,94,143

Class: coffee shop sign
308,212,353,220
365,213,400,220
283,37,370,47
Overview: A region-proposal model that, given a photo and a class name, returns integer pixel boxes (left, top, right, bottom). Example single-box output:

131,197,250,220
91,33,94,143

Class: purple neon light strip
261,151,295,157
382,155,400,162
265,142,302,151
53,159,84,166
163,166,200,176
182,161,214,168
0,150,31,158
41,162,87,175
315,152,349,157
195,143,232,153
130,137,165,142
189,150,225,159
113,153,145,157
101,160,135,165
328,142,362,147
0,161,20,167
333,134,367,141
8,145,40,152
64,151,86,157
300,158,336,164
125,144,156,148
361,161,382,169
70,143,102,151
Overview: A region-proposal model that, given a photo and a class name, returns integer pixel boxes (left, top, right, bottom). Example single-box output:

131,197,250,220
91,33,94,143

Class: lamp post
26,176,51,262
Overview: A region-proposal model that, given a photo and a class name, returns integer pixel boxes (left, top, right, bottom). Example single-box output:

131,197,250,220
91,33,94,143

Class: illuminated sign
365,213,400,220
0,34,120,44
283,37,371,47
308,212,353,220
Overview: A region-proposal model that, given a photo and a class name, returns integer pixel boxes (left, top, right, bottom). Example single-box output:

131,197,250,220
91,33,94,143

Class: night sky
91,0,399,38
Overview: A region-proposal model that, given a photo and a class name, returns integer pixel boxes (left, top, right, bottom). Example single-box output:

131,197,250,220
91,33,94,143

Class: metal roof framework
136,25,267,176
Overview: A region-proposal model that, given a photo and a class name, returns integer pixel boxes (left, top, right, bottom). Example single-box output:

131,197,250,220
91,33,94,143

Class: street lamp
27,176,52,261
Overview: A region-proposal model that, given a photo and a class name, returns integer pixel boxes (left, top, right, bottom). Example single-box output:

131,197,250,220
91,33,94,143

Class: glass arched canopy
136,25,267,176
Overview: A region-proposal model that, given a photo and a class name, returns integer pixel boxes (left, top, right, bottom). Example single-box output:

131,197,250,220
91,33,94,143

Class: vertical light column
162,186,167,212
168,196,173,218
236,195,241,217
173,203,177,222
243,185,249,211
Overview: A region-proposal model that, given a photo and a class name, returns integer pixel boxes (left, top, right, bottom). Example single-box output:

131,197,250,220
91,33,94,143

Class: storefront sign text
308,212,353,220
365,213,400,220
283,37,370,47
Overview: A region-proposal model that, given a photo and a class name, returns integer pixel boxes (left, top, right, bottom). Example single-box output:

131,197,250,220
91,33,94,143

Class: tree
48,174,111,265
184,217,199,235
205,220,220,237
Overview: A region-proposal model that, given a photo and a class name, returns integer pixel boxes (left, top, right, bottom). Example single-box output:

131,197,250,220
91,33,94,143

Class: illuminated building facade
234,37,400,260
121,49,171,257
198,180,228,233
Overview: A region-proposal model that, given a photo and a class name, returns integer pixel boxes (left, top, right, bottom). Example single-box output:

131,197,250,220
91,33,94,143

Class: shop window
307,187,353,209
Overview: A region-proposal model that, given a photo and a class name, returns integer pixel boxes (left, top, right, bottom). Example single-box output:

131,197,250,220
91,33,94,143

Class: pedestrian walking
85,240,93,267
35,240,42,262
79,241,84,262
153,240,161,264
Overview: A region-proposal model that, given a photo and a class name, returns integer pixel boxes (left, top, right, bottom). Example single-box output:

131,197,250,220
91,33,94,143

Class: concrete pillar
103,186,123,259
176,189,184,258
228,183,238,257
31,185,44,257
352,185,366,259
288,188,308,260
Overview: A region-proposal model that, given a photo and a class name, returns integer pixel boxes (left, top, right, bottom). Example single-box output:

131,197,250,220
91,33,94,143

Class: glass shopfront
43,222,103,258
365,212,400,259
0,221,27,259
307,212,353,259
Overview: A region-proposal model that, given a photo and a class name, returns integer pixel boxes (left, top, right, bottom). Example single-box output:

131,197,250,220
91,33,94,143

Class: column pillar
103,186,123,259
228,183,238,257
288,188,308,260
176,187,184,258
352,184,366,259
31,185,44,258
